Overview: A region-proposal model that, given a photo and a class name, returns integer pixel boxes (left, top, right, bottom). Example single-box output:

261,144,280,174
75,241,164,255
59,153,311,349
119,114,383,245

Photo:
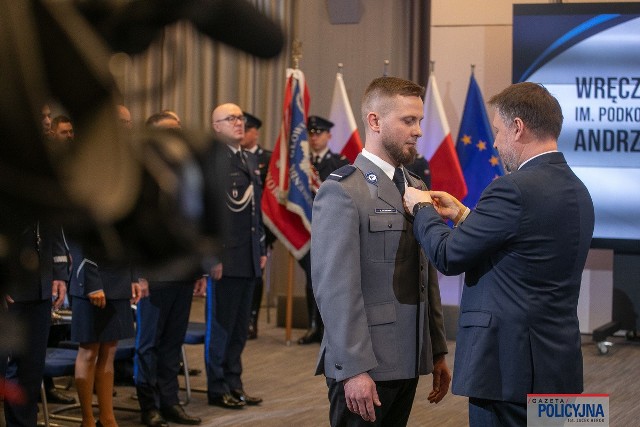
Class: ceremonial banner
261,69,316,259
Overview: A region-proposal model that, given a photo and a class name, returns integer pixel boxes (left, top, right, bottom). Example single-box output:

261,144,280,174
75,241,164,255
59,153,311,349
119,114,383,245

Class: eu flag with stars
456,74,504,208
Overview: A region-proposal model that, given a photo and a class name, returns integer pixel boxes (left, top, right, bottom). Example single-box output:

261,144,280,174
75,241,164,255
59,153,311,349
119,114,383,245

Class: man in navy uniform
240,112,274,339
134,112,203,427
297,115,349,345
2,222,69,427
206,103,266,409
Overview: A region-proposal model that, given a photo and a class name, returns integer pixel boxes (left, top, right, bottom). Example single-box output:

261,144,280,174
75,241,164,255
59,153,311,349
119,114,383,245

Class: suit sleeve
426,260,448,357
52,226,70,282
414,177,521,275
311,179,378,381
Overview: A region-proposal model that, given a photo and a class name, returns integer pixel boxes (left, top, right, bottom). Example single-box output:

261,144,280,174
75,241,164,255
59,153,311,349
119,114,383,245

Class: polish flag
417,74,468,200
328,72,362,163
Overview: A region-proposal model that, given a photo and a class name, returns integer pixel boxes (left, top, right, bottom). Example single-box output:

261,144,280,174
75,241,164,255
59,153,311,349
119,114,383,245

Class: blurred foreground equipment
0,0,283,282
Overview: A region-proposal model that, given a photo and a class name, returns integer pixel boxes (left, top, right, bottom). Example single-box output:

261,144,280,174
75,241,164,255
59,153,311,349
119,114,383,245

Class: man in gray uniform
311,76,450,426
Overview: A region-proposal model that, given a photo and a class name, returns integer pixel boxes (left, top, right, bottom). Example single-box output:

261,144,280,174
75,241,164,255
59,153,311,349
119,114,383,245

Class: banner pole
285,252,295,345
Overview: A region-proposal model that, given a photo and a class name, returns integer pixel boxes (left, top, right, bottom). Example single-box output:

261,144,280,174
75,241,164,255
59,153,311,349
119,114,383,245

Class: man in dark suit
2,222,69,427
205,103,266,409
312,77,450,426
240,112,273,339
404,82,595,426
297,115,350,345
134,112,203,427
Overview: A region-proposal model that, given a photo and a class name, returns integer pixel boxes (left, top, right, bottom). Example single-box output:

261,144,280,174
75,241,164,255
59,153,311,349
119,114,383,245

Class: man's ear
366,112,380,132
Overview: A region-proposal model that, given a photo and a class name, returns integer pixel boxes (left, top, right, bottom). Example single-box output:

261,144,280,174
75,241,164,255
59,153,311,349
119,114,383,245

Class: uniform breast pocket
368,215,409,262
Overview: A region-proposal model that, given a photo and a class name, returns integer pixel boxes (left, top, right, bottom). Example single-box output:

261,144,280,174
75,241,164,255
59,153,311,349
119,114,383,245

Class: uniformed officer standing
2,222,69,427
134,112,203,427
240,112,274,340
206,104,266,409
297,116,349,345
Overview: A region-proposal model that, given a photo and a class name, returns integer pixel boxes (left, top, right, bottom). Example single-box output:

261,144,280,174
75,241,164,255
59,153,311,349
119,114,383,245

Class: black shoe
231,389,262,405
297,328,322,345
46,388,76,404
160,404,201,425
140,409,169,427
208,393,246,409
178,363,202,376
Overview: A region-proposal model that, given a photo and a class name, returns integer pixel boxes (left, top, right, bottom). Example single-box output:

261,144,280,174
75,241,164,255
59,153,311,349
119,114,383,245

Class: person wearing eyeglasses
203,103,266,410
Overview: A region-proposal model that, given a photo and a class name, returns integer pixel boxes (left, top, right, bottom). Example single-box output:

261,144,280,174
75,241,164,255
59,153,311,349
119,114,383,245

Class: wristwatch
412,201,433,216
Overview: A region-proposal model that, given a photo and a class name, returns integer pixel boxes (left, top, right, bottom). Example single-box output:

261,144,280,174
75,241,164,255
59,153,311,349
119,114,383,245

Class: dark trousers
205,276,254,397
134,283,193,412
468,397,527,427
4,299,51,427
327,377,419,427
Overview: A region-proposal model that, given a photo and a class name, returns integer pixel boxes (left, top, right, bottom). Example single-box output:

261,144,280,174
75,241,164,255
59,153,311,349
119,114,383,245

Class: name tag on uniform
375,208,398,214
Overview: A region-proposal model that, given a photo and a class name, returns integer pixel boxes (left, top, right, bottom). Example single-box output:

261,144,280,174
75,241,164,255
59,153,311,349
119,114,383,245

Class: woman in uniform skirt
70,254,141,427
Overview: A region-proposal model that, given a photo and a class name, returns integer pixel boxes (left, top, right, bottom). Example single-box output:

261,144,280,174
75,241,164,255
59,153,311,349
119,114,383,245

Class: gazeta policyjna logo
527,394,609,426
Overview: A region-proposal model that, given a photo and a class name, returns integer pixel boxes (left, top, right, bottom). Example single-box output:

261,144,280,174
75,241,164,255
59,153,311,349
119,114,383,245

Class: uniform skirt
71,297,135,344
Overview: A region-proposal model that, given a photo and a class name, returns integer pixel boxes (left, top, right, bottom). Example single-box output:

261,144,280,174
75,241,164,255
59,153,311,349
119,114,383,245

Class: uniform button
335,364,343,370
421,285,425,292
251,227,255,231
388,222,392,228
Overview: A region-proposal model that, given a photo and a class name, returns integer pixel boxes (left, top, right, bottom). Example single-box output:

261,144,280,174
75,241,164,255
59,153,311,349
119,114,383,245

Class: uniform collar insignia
365,171,378,185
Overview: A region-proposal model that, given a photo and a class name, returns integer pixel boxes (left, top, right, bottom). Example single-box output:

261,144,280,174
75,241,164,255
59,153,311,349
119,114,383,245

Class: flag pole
383,59,390,76
337,62,343,75
430,60,435,74
284,40,303,346
471,63,475,75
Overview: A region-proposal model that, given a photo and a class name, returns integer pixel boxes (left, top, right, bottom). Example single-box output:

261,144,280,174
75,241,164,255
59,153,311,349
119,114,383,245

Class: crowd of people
1,77,594,427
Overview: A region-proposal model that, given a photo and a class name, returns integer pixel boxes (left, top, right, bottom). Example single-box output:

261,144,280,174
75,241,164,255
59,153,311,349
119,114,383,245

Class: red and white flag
417,74,468,200
328,72,362,163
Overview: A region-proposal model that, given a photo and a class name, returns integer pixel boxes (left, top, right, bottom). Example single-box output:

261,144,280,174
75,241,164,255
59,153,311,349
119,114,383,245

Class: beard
382,137,417,165
497,144,518,173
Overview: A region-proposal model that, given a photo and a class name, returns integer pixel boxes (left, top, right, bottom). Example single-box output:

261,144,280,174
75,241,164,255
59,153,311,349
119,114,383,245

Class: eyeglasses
214,115,247,125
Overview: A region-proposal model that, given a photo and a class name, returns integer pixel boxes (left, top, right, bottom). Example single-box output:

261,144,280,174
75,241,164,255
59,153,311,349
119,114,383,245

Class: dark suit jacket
413,152,594,403
7,222,69,302
220,146,266,278
312,153,448,382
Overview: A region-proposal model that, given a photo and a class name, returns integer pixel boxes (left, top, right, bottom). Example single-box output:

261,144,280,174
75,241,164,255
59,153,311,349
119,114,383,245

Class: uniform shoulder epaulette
327,164,357,181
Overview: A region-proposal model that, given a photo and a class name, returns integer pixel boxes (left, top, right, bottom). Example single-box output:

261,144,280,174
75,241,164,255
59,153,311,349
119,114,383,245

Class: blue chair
40,348,79,426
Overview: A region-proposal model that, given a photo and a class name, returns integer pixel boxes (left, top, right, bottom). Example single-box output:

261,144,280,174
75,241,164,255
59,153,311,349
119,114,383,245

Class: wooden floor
43,297,640,426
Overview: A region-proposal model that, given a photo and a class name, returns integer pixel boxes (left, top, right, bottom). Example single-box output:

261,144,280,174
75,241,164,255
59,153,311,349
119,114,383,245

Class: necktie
393,167,405,196
237,150,247,166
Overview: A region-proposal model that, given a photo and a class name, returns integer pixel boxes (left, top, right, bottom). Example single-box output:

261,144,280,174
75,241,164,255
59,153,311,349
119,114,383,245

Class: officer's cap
243,112,262,129
307,116,334,134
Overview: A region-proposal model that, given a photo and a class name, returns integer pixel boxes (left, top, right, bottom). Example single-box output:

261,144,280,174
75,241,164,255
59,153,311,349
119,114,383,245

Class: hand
193,277,207,297
427,355,451,404
51,280,67,309
404,187,433,214
259,255,267,270
429,191,465,222
138,278,150,299
343,372,381,422
131,282,142,304
211,263,223,281
89,290,106,309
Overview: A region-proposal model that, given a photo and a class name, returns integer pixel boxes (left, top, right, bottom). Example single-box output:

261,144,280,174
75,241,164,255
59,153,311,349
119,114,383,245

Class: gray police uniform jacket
311,153,448,382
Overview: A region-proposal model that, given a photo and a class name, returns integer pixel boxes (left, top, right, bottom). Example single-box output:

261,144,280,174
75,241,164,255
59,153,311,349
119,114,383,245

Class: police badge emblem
365,171,378,185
